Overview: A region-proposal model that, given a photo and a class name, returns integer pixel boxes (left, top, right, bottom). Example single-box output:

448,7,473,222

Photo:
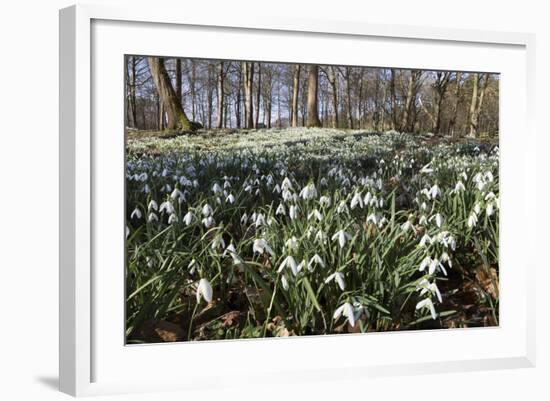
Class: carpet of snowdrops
125,128,499,342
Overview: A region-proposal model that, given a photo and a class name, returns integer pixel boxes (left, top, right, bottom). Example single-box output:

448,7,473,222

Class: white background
0,0,547,400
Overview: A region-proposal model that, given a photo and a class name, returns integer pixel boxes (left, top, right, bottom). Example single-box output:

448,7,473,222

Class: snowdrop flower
159,201,174,215
486,202,494,216
196,278,213,303
325,272,346,291
130,207,142,220
252,238,275,257
202,216,215,228
350,192,364,209
333,302,355,327
281,275,289,291
416,298,437,320
308,254,325,271
225,193,235,204
212,183,222,194
467,212,478,228
331,229,352,249
299,182,318,200
255,213,266,228
277,255,298,276
202,203,213,217
240,213,248,225
429,184,441,199
416,279,443,303
143,184,151,194
296,259,306,273
223,243,242,265
336,201,349,214
419,215,428,226
419,234,432,247
170,188,183,201
363,192,372,205
168,213,178,224
275,203,286,216
319,195,331,207
401,220,413,233
315,229,327,244
211,234,225,251
308,209,322,222
147,212,158,223
431,213,443,228
419,256,432,272
223,180,231,189
281,177,293,191
474,203,481,215
453,181,465,193
320,177,328,187
289,205,299,220
273,184,281,194
429,257,443,275
183,211,193,226
440,252,452,268
284,236,299,252
364,211,378,225
188,259,198,274
148,200,158,212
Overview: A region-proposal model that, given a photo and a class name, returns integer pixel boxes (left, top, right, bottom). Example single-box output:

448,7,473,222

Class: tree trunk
306,65,322,127
147,57,194,131
254,63,261,128
449,72,462,138
327,67,339,128
216,61,224,129
190,61,196,121
400,70,416,132
344,67,353,129
175,59,182,104
243,62,254,128
468,73,479,137
390,69,397,130
236,64,242,128
291,65,300,127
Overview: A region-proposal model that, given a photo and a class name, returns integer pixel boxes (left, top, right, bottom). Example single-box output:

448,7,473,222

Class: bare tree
449,72,463,138
291,65,300,127
243,62,255,128
216,61,224,129
468,73,490,137
147,57,195,131
255,63,261,128
306,65,322,127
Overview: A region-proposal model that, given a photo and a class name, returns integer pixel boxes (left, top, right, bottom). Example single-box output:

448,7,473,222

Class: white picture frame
59,3,536,397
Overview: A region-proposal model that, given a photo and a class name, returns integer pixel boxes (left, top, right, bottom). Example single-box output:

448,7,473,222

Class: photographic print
125,56,499,343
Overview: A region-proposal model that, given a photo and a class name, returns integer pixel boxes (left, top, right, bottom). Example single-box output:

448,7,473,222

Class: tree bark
326,67,339,128
175,59,182,104
306,65,322,127
400,70,416,132
147,57,194,131
190,60,196,121
449,72,462,138
243,62,254,128
344,67,353,129
255,63,261,128
216,61,224,129
468,73,479,137
291,65,300,127
390,69,398,130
